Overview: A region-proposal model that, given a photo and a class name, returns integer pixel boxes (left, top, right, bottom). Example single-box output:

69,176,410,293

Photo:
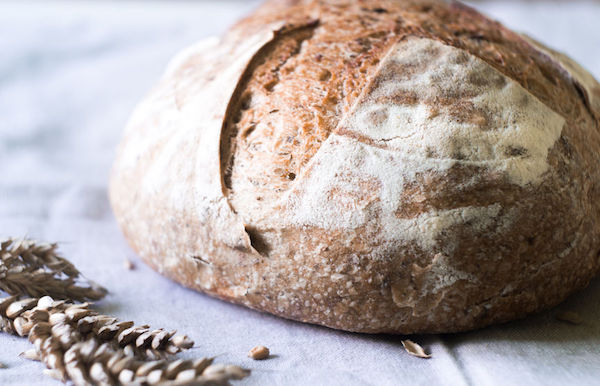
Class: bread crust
110,0,600,333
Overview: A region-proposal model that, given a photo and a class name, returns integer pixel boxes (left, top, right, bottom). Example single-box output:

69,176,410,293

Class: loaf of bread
110,0,600,333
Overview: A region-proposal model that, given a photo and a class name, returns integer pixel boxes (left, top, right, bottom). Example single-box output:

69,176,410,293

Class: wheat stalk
1,295,249,385
0,296,248,385
0,239,107,301
9,296,192,358
0,239,250,385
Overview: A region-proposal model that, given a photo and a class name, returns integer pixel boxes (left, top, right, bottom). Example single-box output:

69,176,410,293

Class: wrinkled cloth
1,1,599,385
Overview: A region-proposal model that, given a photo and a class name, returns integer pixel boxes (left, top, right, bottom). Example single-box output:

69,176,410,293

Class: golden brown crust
110,0,600,333
224,0,598,225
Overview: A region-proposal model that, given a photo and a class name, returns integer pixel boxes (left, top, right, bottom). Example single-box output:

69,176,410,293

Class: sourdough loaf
110,0,600,333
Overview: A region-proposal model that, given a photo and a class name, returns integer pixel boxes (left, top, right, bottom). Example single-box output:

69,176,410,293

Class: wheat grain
556,311,583,325
401,340,431,359
248,345,270,360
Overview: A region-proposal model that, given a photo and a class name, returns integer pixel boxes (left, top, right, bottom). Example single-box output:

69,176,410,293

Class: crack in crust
220,19,319,196
224,8,402,224
220,20,319,195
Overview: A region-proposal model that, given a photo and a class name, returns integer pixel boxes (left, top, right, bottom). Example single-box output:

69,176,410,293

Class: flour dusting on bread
346,38,565,187
284,38,564,249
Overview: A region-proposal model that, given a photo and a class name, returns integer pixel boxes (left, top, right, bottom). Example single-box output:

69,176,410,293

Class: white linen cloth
1,1,599,385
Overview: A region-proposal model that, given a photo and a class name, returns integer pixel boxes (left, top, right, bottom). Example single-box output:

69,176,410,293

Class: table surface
1,1,599,385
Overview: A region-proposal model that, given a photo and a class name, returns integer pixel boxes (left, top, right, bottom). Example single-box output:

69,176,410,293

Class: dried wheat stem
5,296,192,359
0,239,107,302
1,296,249,385
0,238,249,385
32,324,246,385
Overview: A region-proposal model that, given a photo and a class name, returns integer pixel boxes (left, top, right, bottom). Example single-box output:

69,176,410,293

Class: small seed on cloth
123,259,135,270
556,311,583,325
401,340,431,359
248,345,270,360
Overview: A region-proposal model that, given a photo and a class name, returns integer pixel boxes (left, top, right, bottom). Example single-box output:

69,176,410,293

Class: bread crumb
556,311,583,325
0,362,6,369
124,259,135,270
401,340,431,359
248,345,270,360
